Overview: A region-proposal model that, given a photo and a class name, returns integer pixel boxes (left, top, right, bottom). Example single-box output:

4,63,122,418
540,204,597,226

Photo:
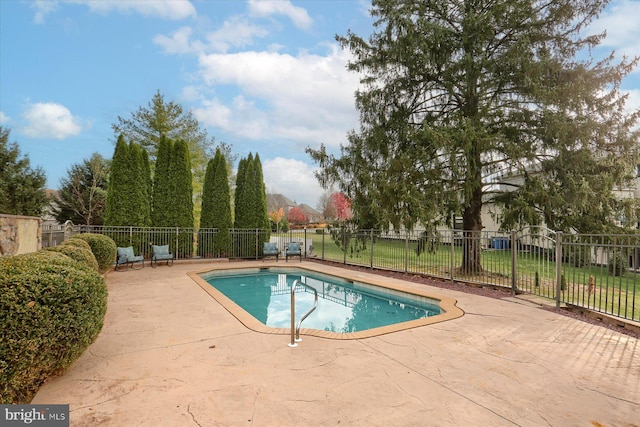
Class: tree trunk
461,168,484,274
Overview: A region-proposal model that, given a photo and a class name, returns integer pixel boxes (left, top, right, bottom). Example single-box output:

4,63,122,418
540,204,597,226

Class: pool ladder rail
289,279,318,347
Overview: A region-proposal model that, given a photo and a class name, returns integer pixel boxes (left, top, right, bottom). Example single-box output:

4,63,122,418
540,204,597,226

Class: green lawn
299,232,639,321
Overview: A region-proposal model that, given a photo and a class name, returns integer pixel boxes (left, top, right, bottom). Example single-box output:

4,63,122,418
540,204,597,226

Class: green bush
57,238,92,252
70,233,117,272
0,250,108,403
47,243,99,272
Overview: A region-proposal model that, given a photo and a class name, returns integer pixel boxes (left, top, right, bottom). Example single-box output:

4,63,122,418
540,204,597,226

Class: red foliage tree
330,192,353,222
287,206,307,225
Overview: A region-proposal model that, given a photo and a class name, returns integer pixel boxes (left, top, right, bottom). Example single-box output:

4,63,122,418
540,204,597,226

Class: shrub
71,233,117,273
58,238,91,252
48,243,99,272
0,250,108,403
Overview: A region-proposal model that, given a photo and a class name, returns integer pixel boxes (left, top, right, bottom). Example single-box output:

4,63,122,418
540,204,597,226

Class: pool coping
188,261,465,340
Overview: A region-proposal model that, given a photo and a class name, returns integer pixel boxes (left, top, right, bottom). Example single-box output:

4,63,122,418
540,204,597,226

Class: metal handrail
288,279,318,347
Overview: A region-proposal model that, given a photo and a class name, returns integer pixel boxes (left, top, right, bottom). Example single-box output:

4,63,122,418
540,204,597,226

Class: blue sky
1,0,639,208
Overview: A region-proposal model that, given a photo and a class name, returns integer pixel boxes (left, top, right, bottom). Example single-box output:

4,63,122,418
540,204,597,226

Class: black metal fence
41,224,639,323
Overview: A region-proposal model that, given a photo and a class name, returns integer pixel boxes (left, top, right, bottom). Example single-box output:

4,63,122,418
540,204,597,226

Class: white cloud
588,0,640,58
32,0,196,22
262,157,324,206
154,26,203,54
624,89,640,111
194,46,359,148
0,111,10,124
248,0,313,30
21,102,84,139
205,16,269,53
155,17,269,55
31,0,58,24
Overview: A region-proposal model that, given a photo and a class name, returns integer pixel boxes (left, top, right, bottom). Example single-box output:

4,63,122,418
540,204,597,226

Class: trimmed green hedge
70,233,117,273
47,242,100,272
0,250,108,403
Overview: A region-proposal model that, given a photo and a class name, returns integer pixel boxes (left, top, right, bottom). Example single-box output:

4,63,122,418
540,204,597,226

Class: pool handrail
289,279,318,347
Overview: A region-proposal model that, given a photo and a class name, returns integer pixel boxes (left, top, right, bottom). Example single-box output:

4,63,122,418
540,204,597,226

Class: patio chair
285,242,302,262
115,246,144,271
151,244,174,268
263,241,280,261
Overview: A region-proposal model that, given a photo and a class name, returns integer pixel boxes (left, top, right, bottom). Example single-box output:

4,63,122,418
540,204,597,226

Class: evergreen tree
233,154,252,228
0,127,48,216
199,158,217,229
171,139,194,256
111,90,236,226
141,149,152,226
308,0,640,273
104,135,131,227
128,142,150,227
151,135,172,227
211,149,232,256
251,154,270,236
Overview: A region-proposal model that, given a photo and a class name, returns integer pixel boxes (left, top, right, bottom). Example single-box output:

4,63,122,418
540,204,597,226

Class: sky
1,0,640,209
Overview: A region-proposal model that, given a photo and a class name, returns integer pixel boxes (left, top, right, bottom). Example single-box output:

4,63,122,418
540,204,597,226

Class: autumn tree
287,206,307,226
309,0,640,273
330,192,353,222
52,153,109,225
0,127,48,216
269,208,285,232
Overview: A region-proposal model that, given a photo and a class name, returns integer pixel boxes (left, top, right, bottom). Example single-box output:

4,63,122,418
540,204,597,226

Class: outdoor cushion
153,245,171,257
285,242,302,261
116,246,144,270
117,246,135,261
264,242,279,253
263,242,279,261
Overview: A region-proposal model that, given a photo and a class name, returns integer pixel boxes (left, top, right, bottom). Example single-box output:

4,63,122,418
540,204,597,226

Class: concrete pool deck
33,261,639,426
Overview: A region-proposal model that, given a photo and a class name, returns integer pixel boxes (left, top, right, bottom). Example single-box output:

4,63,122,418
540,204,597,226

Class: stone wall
0,214,42,257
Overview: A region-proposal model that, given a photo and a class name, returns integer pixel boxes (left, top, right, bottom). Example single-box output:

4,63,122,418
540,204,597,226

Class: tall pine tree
309,0,640,273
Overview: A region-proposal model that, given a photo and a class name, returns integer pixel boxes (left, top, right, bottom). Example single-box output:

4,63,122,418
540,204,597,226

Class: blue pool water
201,268,442,333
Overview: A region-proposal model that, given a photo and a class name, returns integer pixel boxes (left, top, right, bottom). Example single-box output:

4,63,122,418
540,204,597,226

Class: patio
32,261,639,426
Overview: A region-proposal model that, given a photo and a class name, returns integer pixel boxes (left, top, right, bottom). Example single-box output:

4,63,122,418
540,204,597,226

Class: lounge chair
285,242,302,262
263,242,280,261
151,244,174,268
115,246,144,270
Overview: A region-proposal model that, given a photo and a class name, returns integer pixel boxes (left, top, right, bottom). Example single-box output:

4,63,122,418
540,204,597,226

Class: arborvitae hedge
198,157,217,256
0,250,108,403
171,140,194,257
104,135,130,227
152,135,172,227
211,150,232,256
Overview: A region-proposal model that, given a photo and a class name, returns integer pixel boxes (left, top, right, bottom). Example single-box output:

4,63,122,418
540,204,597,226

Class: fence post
370,229,374,269
404,232,409,273
175,227,179,260
304,227,307,259
555,232,563,308
322,228,325,261
343,227,347,265
511,230,517,295
450,229,455,283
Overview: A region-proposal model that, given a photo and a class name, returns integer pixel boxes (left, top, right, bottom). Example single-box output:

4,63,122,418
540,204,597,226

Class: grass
295,232,639,322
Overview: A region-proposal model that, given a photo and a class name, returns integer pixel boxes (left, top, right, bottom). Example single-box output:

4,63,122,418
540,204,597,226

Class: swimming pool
190,264,463,339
